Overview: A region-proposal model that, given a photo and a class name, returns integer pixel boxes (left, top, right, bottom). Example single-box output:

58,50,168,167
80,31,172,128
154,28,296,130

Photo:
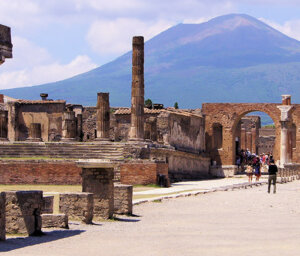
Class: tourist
268,159,278,193
245,164,254,183
253,156,261,181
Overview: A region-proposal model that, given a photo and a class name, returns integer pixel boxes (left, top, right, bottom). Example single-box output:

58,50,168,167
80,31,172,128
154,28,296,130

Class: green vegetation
263,124,276,128
174,102,179,109
145,98,153,108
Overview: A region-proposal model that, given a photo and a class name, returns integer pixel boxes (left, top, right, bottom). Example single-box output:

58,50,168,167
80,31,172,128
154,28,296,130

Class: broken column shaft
96,93,110,141
129,36,144,141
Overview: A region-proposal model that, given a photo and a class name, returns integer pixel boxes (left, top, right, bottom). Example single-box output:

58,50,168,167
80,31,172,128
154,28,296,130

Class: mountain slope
2,13,300,107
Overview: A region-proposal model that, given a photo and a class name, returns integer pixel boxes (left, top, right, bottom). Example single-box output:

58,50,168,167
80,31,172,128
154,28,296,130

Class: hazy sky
0,0,300,89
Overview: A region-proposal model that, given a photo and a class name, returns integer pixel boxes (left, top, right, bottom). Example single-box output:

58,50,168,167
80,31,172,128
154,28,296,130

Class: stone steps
0,143,126,160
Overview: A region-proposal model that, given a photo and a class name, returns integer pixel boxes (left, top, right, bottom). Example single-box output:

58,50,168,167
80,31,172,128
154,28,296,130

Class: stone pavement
133,176,268,204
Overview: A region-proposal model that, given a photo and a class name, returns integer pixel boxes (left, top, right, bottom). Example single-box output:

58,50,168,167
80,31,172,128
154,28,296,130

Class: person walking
268,159,278,194
253,156,261,181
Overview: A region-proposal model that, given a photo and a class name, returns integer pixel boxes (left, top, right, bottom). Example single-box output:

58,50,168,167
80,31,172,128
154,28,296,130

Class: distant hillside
2,13,300,108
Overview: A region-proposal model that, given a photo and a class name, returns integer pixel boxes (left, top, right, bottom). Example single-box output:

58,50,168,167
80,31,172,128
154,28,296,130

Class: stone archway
202,102,288,166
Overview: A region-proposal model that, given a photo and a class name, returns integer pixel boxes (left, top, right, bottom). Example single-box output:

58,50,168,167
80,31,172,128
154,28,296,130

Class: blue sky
0,0,300,89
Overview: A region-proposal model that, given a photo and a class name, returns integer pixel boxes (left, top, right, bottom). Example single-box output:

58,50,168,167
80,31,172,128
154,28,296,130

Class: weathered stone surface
96,93,110,140
27,123,42,141
0,192,5,241
62,110,77,141
42,214,68,229
0,24,13,64
81,167,114,219
209,165,238,178
59,192,93,224
5,190,43,235
42,195,54,214
114,183,133,215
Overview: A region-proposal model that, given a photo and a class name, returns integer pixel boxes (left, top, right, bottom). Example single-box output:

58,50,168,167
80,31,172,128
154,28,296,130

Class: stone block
42,195,54,214
0,192,5,241
42,214,68,229
5,190,43,235
114,183,133,215
210,165,238,178
59,193,93,224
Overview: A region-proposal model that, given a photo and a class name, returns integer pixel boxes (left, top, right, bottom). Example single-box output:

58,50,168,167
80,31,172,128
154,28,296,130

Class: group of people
236,149,277,193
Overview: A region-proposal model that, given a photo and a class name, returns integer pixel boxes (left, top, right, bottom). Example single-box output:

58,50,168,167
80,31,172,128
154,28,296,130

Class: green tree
145,98,152,108
174,102,179,109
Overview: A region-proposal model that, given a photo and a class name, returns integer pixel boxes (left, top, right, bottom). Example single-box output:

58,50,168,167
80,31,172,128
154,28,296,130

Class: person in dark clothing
268,159,278,194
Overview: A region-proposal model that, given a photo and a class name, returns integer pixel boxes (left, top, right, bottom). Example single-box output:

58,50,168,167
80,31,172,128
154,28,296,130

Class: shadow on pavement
0,229,85,252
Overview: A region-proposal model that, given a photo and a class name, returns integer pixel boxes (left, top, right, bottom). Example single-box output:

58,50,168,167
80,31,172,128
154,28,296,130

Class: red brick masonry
0,160,82,185
120,162,168,185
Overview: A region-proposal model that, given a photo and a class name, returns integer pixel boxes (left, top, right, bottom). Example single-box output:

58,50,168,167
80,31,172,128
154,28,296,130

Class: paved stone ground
1,180,300,256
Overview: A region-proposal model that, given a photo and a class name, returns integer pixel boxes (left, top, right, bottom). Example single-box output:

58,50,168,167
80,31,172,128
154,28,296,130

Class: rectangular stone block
5,190,43,235
0,192,5,241
114,183,133,215
42,214,68,229
42,195,54,214
59,193,93,224
82,167,114,219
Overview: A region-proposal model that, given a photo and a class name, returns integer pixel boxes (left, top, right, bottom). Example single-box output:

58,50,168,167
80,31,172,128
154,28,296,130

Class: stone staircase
0,142,126,160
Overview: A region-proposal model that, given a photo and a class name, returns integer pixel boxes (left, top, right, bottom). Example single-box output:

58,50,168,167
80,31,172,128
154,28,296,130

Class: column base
61,138,76,142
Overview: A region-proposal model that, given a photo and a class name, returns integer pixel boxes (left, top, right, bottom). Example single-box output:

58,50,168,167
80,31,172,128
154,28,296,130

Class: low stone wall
209,165,238,178
42,214,68,229
42,196,54,214
59,193,93,224
0,160,81,185
114,183,133,215
0,192,5,241
120,161,169,185
5,190,43,235
150,148,210,182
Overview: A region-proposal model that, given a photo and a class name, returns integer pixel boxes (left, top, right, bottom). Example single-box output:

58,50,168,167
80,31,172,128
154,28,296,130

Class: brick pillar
0,192,5,241
62,109,76,141
79,161,115,219
129,36,144,141
0,94,4,103
240,128,246,150
27,123,42,142
246,132,252,153
95,93,110,141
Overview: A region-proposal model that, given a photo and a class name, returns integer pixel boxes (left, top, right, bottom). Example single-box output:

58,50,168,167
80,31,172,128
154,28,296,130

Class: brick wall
120,162,169,185
0,160,82,185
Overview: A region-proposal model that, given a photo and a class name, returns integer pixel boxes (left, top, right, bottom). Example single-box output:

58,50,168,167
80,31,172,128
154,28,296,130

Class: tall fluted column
240,128,246,150
251,127,257,155
129,36,144,141
96,93,110,141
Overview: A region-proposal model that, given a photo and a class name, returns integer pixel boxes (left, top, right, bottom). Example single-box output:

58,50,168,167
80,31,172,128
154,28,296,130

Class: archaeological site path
1,180,300,256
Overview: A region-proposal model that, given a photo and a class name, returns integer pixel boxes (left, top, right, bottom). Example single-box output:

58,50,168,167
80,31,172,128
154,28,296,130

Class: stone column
76,113,83,141
129,36,144,141
246,132,252,153
27,123,42,142
77,160,116,219
240,128,246,150
0,111,8,141
95,93,110,141
7,102,17,142
62,109,76,142
277,95,293,166
251,127,257,155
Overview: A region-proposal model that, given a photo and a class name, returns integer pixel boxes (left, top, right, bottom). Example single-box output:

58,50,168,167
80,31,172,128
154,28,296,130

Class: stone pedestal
59,193,93,224
42,214,68,229
0,192,5,241
77,160,116,219
129,36,144,141
62,111,77,141
0,111,8,141
5,191,43,235
95,93,110,141
27,123,42,142
114,183,133,215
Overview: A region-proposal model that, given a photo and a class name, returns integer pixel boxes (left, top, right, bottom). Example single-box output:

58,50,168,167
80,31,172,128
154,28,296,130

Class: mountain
2,13,300,108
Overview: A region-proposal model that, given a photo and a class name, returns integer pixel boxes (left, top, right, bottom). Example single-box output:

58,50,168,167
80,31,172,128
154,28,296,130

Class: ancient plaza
0,22,300,254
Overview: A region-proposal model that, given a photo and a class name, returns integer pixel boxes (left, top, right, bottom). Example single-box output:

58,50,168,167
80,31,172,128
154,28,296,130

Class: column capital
277,105,293,121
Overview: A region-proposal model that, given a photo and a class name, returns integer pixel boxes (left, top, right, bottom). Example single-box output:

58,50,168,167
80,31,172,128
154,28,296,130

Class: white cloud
259,18,300,41
0,55,97,89
86,18,172,56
